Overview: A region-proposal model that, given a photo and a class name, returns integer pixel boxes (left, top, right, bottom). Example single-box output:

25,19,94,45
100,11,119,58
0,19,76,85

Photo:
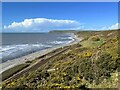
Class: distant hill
49,30,78,33
49,29,119,33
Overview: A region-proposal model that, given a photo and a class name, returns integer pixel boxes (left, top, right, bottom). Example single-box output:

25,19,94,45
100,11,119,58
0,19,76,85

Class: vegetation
91,36,100,41
1,30,120,89
1,64,29,81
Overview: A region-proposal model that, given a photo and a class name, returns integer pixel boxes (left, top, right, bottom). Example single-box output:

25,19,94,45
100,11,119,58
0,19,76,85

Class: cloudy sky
2,2,118,32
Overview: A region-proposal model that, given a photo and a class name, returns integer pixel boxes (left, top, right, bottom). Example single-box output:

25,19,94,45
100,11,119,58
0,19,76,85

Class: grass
1,63,29,81
80,36,104,48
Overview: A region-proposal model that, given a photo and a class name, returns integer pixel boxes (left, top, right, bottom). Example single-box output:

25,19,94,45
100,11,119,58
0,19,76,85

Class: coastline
0,33,82,74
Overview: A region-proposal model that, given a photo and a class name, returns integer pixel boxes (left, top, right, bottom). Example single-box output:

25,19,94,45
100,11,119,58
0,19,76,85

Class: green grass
80,37,104,48
1,63,29,81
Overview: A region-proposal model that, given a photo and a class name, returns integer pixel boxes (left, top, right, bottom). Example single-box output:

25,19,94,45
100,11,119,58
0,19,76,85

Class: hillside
1,30,120,89
49,30,78,33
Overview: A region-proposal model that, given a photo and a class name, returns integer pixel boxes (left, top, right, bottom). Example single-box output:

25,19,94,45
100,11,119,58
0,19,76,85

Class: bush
96,53,117,73
91,36,100,41
78,58,94,83
77,53,118,84
25,60,32,63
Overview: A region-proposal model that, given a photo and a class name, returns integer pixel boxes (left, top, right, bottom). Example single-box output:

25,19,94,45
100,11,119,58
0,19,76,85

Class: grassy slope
1,30,120,89
1,63,30,81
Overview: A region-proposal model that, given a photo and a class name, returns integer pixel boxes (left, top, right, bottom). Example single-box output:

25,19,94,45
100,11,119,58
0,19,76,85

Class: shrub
96,53,117,73
77,53,118,84
25,60,32,63
91,36,100,41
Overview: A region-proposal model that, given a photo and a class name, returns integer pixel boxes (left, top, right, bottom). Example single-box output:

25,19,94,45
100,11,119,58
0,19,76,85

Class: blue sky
2,2,118,32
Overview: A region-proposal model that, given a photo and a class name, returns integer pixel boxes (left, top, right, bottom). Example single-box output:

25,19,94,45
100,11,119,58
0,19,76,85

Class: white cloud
108,23,119,30
4,18,119,32
3,18,82,32
102,23,119,30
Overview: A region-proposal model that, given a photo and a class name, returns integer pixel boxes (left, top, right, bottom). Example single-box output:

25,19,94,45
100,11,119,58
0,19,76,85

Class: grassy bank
1,63,30,81
1,30,120,89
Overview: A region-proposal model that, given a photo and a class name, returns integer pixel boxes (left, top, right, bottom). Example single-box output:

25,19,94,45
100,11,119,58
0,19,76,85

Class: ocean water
1,33,75,63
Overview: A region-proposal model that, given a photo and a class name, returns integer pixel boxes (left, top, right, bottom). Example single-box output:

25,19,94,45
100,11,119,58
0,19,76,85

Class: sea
0,33,75,63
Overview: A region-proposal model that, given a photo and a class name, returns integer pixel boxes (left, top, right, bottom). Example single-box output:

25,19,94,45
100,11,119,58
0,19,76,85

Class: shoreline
0,33,82,74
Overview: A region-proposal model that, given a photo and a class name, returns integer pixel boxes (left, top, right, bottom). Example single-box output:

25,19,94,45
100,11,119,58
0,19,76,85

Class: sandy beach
0,34,82,74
